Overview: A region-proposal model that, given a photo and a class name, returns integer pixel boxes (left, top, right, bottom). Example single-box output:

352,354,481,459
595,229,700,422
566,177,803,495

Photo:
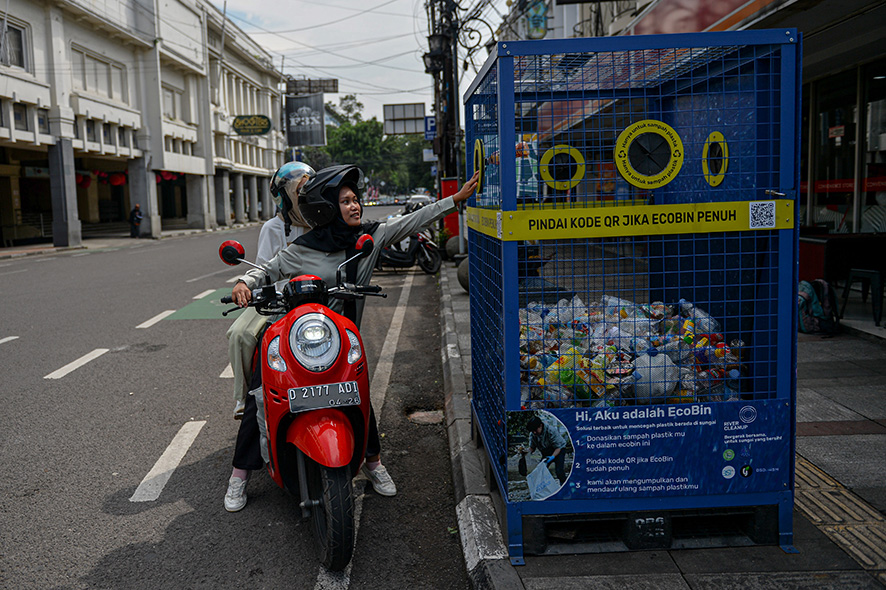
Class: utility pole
425,0,460,182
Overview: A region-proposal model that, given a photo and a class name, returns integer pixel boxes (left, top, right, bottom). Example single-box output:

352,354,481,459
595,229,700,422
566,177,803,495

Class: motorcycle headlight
346,329,362,364
290,313,340,372
267,335,287,372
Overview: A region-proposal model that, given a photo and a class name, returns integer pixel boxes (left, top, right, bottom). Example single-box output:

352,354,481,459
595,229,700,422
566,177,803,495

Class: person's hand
232,281,252,308
544,456,554,465
451,170,480,204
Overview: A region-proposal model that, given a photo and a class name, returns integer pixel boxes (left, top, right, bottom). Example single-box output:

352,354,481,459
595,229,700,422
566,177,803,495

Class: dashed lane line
130,421,206,502
0,336,19,345
44,348,109,379
194,289,216,299
136,310,176,329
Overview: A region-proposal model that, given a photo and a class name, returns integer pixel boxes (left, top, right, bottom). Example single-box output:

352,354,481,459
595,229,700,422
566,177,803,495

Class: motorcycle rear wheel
305,460,355,571
417,245,442,274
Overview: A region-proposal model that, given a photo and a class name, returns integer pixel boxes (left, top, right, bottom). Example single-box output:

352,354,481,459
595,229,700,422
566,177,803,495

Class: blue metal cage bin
463,30,801,564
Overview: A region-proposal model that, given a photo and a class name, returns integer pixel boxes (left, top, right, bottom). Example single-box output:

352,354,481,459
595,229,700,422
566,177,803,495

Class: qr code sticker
749,201,776,229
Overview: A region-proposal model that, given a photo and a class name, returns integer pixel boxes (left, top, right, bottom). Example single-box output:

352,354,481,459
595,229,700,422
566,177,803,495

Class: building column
232,172,245,223
48,139,81,247
186,174,211,229
247,175,259,221
259,175,272,220
215,170,231,226
128,156,160,238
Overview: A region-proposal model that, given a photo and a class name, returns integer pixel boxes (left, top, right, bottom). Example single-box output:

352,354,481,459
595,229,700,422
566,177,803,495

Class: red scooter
219,235,384,571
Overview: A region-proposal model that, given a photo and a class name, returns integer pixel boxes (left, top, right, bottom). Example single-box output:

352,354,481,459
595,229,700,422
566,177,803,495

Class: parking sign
424,116,436,140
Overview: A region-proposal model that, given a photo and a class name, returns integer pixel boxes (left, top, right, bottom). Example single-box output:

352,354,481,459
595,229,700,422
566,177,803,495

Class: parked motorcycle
218,235,385,571
375,227,442,274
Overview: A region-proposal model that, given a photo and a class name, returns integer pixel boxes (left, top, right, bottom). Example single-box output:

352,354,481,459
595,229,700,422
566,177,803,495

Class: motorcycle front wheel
305,459,355,571
417,245,442,274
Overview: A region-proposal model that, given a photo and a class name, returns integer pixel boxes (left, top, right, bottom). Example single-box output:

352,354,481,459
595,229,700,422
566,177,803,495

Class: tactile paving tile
796,453,886,574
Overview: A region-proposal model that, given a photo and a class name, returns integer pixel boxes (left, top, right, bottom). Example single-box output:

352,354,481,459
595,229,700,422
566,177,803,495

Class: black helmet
298,165,364,227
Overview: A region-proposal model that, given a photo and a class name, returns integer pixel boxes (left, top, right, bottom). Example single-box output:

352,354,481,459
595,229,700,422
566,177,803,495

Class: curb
439,266,523,590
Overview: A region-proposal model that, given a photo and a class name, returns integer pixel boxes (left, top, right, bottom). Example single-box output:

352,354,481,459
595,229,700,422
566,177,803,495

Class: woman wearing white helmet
226,161,315,421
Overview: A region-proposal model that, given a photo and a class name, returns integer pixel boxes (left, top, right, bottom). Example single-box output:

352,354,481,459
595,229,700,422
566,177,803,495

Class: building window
163,86,183,120
118,126,128,147
13,102,28,131
73,116,80,139
86,119,96,142
1,23,26,69
71,46,128,104
37,108,49,134
103,122,112,144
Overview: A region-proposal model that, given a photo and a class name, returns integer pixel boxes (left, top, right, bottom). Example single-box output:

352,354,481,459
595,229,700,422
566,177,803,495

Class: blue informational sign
424,116,436,140
507,401,791,503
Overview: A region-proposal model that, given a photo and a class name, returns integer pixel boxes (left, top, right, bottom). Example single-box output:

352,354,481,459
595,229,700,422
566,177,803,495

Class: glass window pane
6,26,25,68
111,66,124,102
95,61,109,97
72,49,85,90
86,120,96,142
37,108,49,134
163,88,175,118
13,103,28,131
862,59,886,233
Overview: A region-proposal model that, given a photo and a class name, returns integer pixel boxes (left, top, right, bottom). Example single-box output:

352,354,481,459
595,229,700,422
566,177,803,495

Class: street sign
424,116,436,140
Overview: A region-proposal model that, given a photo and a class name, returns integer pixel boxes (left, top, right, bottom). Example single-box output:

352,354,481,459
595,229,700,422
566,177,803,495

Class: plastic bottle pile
519,295,746,409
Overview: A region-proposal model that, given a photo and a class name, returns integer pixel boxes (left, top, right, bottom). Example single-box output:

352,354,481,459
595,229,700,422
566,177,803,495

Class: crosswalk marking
44,348,109,379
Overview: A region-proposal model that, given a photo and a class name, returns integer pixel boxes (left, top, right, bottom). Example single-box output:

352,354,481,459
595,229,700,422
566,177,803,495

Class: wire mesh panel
464,30,800,564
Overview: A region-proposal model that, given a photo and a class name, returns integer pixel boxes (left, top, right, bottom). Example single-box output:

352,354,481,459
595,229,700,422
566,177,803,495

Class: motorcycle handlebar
356,285,383,294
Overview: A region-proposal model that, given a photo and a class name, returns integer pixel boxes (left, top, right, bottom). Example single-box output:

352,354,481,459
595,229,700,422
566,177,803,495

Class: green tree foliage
299,95,435,195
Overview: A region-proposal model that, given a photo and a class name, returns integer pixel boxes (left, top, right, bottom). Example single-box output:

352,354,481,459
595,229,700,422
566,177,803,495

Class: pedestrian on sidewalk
129,203,142,238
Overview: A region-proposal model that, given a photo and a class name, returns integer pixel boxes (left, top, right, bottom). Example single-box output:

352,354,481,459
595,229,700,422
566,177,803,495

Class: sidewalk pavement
439,261,886,590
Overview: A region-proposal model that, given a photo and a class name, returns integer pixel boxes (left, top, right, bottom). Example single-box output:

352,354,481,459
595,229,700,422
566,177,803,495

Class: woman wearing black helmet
224,165,479,511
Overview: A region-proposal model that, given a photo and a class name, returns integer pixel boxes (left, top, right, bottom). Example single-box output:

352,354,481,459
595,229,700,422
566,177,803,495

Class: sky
216,0,507,123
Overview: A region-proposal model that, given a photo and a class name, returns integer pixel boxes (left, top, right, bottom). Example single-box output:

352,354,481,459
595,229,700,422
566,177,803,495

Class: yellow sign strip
467,200,794,241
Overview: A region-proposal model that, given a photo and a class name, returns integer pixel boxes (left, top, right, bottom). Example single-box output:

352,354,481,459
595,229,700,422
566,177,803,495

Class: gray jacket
239,197,457,328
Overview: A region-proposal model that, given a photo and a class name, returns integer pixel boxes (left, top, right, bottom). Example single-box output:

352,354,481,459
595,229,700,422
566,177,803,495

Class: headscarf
295,181,380,252
278,175,311,232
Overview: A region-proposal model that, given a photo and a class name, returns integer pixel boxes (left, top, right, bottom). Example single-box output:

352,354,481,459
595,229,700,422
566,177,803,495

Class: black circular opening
628,133,670,176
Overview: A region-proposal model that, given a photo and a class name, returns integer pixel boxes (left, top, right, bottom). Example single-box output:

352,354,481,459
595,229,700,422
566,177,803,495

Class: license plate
288,381,361,414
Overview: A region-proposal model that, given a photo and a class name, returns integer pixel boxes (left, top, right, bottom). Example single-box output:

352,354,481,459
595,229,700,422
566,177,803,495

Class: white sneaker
361,464,397,496
233,400,246,420
224,476,248,512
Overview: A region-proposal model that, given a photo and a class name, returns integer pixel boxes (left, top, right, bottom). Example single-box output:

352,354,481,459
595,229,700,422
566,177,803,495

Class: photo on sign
506,410,574,501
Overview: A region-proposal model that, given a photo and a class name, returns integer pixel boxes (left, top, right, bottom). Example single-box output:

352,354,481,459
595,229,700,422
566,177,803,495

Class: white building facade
0,0,286,247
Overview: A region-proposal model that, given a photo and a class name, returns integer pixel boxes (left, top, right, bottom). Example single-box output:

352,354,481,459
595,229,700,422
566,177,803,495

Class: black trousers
233,394,382,470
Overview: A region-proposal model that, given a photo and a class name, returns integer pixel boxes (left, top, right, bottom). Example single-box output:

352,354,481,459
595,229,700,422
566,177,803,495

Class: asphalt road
0,217,468,589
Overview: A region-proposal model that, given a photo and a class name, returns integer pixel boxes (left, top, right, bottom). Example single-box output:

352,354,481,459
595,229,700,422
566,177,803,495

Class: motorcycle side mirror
355,234,374,257
219,240,245,266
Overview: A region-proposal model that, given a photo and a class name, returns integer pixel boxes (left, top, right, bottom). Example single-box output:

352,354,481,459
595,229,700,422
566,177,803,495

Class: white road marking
0,268,28,277
193,289,216,299
312,272,414,590
0,336,19,345
136,310,176,328
186,267,238,283
220,363,233,378
129,421,206,502
44,348,109,379
73,252,90,257
226,275,241,283
369,271,414,416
